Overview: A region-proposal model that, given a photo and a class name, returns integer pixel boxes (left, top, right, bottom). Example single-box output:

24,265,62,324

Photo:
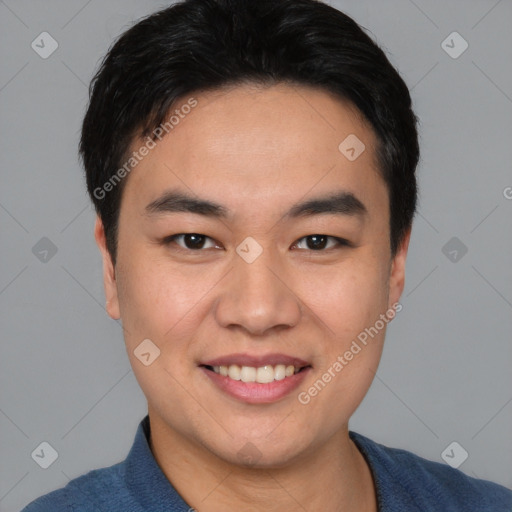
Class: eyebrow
286,192,367,219
145,191,228,217
144,189,367,220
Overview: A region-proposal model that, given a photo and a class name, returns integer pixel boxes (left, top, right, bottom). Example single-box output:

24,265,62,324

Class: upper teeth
212,364,299,383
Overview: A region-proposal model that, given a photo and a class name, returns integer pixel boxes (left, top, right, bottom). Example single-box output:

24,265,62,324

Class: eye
292,235,350,251
164,233,219,250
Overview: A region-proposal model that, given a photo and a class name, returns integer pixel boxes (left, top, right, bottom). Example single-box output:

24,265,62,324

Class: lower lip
201,367,311,404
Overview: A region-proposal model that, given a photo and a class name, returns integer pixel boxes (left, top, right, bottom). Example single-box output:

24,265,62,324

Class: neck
147,410,378,512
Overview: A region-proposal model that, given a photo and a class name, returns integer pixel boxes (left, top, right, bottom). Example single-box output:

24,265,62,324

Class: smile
200,354,312,404
208,364,302,383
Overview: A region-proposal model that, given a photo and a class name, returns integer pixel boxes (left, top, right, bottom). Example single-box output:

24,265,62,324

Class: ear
94,216,121,320
388,229,411,309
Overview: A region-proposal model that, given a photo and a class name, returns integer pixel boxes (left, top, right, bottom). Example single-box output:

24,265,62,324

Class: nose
214,247,302,336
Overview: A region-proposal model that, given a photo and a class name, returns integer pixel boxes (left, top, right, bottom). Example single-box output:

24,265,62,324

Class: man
23,0,512,510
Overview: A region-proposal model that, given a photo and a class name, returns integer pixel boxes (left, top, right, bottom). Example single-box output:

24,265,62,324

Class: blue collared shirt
22,415,512,511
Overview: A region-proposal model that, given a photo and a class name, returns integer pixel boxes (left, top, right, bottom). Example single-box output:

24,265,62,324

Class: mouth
202,363,307,383
199,354,312,404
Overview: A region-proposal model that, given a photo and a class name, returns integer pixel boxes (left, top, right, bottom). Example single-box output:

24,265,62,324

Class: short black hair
80,0,419,263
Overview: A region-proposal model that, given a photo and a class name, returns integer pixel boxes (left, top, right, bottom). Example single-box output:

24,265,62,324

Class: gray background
1,0,511,510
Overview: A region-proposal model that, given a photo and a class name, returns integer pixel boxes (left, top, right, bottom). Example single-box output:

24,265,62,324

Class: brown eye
182,234,207,249
305,235,328,250
293,235,350,251
166,233,218,250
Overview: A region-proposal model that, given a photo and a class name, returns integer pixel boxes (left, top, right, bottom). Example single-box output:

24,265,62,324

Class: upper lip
200,353,311,368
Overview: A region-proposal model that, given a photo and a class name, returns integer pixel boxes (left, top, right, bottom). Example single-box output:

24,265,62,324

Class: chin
205,427,314,469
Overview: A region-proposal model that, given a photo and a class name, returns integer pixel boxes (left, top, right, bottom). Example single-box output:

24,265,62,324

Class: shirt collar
124,415,400,511
350,430,423,511
124,415,192,511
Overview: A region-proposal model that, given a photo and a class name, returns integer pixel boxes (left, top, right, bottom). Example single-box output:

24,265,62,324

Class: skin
95,83,410,511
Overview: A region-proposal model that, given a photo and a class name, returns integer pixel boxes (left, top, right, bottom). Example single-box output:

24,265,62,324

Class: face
96,84,409,467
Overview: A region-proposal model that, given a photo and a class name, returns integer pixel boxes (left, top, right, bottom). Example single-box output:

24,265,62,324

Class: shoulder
21,461,127,512
350,431,512,511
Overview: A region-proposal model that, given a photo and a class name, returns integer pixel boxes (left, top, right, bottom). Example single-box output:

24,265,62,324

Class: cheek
114,255,214,403
299,255,390,342
115,251,217,349
295,257,390,427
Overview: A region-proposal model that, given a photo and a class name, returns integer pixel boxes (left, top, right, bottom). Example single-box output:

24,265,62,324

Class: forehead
121,84,386,218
